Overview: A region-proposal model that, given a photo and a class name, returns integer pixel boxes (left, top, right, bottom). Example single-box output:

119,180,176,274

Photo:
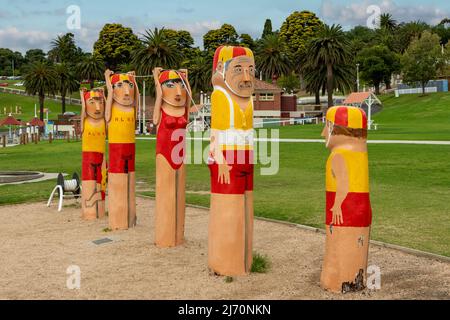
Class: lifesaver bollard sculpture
320,106,372,293
104,70,139,230
208,46,256,276
80,88,107,220
153,68,191,248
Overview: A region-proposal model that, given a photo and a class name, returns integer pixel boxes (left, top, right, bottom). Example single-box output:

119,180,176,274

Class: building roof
254,79,282,92
343,92,372,104
344,92,381,105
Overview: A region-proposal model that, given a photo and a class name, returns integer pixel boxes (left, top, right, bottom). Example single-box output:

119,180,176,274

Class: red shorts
209,150,254,195
326,191,372,227
82,152,103,183
109,143,135,173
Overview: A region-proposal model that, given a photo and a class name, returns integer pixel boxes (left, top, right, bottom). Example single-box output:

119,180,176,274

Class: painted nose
95,102,101,111
243,69,251,81
124,85,130,96
176,84,182,96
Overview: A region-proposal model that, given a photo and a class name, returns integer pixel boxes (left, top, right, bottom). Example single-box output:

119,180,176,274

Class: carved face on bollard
110,74,138,107
159,70,188,108
83,89,105,120
212,46,255,98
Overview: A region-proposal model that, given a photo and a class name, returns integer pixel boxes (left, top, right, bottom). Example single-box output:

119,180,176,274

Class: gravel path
0,197,448,300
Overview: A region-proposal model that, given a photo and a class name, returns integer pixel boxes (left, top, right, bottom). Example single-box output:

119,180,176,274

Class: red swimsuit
156,109,188,170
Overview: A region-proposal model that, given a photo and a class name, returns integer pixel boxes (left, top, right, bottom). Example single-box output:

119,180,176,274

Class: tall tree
306,24,352,108
183,53,212,95
379,13,397,32
55,63,80,114
256,33,292,81
49,33,83,64
77,54,104,89
203,24,239,52
395,21,431,53
240,33,256,51
0,49,25,76
24,62,57,121
402,31,446,94
132,28,182,76
25,49,46,64
356,45,400,94
93,23,141,70
262,19,273,39
279,11,323,59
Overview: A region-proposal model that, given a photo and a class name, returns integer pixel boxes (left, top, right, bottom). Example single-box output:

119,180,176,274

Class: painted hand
331,205,344,225
218,163,232,185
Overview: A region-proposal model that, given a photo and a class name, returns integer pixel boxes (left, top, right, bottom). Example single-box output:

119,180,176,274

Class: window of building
259,93,275,101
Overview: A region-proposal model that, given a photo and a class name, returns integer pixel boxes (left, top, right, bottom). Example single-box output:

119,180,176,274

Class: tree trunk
374,83,380,95
422,81,426,95
90,80,95,90
315,90,320,105
61,89,66,114
39,93,45,121
326,63,334,108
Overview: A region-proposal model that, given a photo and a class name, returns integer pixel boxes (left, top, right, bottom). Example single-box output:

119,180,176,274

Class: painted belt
218,129,254,147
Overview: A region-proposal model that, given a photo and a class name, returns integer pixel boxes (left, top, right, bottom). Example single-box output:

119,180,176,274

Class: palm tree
77,54,104,89
184,54,212,95
132,28,182,76
306,24,352,108
379,13,397,32
24,62,58,121
55,63,80,114
256,34,292,81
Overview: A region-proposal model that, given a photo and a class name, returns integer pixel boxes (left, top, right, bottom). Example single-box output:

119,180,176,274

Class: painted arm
331,153,349,226
104,69,114,123
152,67,163,126
80,88,87,134
179,69,192,113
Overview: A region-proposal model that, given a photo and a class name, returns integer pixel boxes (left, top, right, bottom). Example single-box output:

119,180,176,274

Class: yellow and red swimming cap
158,70,186,84
213,46,254,71
326,106,368,129
84,90,103,102
110,74,135,85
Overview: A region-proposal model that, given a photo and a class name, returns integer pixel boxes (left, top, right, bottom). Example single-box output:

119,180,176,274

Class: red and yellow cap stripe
326,106,368,129
84,90,103,102
159,70,186,84
110,74,135,85
213,46,254,71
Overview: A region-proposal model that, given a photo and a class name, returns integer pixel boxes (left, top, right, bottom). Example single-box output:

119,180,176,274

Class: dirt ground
0,197,449,300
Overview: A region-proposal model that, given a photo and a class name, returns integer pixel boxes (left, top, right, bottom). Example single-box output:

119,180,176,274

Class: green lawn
0,91,81,121
1,139,449,257
268,92,450,141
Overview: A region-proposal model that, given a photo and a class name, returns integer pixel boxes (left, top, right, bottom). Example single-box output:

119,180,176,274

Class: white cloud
0,27,52,53
320,0,449,28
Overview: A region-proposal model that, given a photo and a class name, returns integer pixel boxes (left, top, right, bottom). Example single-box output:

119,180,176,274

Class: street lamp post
356,63,360,93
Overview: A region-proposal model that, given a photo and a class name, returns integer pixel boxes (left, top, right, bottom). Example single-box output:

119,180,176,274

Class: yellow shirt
108,105,136,144
211,87,253,130
211,86,254,150
82,119,106,153
326,148,369,193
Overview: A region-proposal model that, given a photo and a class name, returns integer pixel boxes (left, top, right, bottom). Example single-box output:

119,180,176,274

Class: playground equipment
47,173,81,212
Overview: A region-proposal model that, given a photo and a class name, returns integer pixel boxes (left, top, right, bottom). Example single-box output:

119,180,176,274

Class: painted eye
165,82,175,88
129,83,134,88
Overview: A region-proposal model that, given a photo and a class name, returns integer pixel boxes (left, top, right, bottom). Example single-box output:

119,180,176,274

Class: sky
0,0,449,54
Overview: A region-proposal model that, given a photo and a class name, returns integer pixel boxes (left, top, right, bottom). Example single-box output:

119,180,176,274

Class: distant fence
396,87,438,96
0,87,82,105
